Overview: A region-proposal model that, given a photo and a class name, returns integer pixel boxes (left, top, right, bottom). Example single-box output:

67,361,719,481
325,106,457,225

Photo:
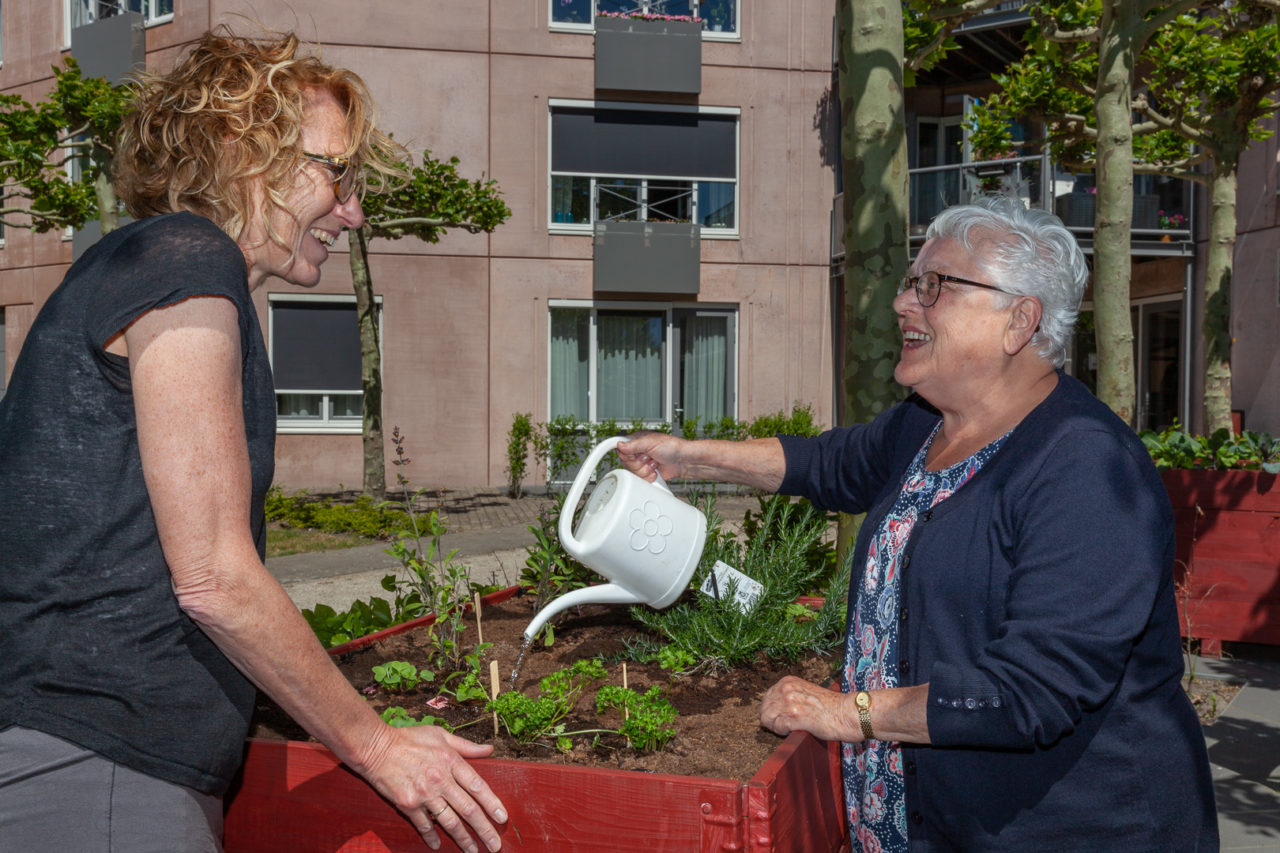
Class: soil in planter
251,591,838,781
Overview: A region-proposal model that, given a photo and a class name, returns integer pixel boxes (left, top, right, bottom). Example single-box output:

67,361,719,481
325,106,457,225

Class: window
549,103,739,233
0,307,6,399
269,296,374,433
549,302,736,426
65,0,172,44
551,0,738,36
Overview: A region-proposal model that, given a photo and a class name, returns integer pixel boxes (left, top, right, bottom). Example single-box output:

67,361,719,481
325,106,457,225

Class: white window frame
64,0,173,49
547,298,738,426
549,0,739,40
269,293,380,436
548,99,741,238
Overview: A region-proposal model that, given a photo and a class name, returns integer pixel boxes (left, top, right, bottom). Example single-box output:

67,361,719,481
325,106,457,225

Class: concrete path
265,487,1280,850
1195,652,1280,851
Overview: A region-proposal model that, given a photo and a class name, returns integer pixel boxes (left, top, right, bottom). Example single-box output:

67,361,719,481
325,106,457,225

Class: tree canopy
0,58,133,234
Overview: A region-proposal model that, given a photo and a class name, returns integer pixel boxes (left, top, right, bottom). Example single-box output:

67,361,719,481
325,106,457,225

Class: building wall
0,1,838,490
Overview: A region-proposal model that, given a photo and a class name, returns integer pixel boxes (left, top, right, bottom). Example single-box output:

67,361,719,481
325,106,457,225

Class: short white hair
925,195,1089,368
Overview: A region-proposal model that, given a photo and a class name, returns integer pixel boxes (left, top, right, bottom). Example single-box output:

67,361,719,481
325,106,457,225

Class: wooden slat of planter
226,739,749,852
1164,470,1280,653
225,740,421,853
745,734,847,852
1163,469,1280,513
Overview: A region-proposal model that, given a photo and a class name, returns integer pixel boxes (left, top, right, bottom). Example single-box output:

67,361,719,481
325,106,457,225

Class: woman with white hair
618,196,1217,851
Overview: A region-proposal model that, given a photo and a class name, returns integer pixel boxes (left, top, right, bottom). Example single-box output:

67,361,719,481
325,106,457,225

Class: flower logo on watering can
629,500,674,554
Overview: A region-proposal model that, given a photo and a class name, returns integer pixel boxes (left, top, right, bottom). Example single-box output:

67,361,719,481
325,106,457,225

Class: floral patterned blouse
842,424,1008,853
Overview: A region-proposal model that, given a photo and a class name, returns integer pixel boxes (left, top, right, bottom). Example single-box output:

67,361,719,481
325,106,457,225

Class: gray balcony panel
594,17,701,94
593,221,700,294
70,11,145,85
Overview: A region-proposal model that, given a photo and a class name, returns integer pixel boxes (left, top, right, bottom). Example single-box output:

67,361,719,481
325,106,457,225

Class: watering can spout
521,584,646,644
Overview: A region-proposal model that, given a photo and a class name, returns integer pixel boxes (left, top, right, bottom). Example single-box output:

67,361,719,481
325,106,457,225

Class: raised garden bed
225,586,850,852
1164,469,1280,656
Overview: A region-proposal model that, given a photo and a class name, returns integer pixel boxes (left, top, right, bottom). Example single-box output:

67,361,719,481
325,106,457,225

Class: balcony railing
830,154,1194,260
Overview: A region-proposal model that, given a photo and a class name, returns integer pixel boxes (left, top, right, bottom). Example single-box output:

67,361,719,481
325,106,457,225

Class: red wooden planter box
224,587,850,852
1163,469,1280,656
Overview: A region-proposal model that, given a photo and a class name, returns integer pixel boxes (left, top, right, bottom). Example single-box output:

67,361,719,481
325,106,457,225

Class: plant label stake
489,660,500,737
474,592,484,646
523,436,708,643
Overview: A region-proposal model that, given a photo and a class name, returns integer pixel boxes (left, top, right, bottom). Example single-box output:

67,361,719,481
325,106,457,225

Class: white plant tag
699,560,763,613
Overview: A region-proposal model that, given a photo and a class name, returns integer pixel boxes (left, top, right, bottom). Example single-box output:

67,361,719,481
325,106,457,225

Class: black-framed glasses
301,152,358,204
897,270,1013,308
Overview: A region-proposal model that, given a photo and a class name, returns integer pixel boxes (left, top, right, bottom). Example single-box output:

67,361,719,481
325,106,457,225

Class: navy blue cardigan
779,373,1217,851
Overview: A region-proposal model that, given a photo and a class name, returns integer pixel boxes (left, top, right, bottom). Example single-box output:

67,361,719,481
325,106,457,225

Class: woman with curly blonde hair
0,29,507,853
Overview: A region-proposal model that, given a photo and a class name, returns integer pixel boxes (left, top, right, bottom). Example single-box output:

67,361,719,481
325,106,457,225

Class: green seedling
372,660,432,692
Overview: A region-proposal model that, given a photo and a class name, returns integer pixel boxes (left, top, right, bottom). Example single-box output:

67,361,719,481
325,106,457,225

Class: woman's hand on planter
360,724,507,852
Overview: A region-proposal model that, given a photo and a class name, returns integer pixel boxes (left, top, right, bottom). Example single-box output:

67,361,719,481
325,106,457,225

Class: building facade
0,0,838,489
1,2,1277,491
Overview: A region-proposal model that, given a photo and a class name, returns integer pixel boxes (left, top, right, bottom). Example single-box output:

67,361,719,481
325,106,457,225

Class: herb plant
628,495,849,671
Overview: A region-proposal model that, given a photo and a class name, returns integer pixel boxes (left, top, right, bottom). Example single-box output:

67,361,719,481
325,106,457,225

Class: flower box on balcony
1164,469,1280,656
593,220,701,294
594,15,702,94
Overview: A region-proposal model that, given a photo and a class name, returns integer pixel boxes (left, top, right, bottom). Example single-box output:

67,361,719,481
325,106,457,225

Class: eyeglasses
897,270,1014,308
301,152,358,204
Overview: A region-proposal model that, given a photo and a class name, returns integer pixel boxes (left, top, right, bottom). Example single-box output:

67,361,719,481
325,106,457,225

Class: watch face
856,692,871,710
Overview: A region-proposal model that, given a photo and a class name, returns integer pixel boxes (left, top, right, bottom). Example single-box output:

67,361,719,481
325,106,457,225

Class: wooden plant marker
474,592,484,646
489,660,500,737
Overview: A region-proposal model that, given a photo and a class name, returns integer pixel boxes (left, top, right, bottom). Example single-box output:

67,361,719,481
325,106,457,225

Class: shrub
1140,423,1280,473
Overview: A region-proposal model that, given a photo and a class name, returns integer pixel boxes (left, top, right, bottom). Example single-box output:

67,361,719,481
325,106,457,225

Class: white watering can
522,436,708,643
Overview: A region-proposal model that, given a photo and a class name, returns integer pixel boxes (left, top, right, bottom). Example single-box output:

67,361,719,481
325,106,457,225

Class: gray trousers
0,726,223,852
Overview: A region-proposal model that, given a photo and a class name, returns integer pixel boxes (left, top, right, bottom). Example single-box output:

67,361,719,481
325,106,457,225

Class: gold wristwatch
854,690,875,740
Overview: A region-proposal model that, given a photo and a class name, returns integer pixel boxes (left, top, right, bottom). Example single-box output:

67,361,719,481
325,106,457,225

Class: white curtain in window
597,313,663,421
681,315,727,422
550,309,590,419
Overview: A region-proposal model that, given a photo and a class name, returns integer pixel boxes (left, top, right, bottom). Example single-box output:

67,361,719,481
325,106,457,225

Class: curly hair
114,27,406,249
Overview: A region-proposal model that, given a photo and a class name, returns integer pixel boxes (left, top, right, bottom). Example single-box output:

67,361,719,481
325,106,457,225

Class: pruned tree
834,0,1005,429
0,58,133,235
970,0,1279,432
967,0,1208,425
350,152,511,498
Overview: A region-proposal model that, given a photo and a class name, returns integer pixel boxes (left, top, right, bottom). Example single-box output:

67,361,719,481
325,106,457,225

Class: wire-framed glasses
897,270,1014,308
301,152,358,204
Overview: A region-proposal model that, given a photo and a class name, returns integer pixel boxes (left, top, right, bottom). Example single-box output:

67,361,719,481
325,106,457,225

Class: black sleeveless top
0,212,275,794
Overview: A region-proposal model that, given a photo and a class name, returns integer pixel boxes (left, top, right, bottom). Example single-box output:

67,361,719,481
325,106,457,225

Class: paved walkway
266,488,1280,850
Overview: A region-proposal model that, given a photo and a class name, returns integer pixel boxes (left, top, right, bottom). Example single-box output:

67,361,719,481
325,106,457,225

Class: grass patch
266,523,376,559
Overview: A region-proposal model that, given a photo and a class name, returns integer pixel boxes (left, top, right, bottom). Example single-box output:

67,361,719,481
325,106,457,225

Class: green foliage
265,486,407,538
382,429,477,673
595,685,678,752
629,494,848,670
487,658,608,748
489,658,676,753
372,660,432,692
505,412,538,499
440,643,494,703
1140,423,1280,473
0,57,134,232
302,595,409,649
362,149,511,243
381,706,446,728
515,404,824,486
520,494,600,635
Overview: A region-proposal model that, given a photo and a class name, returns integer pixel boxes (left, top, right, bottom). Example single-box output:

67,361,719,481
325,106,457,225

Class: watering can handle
558,436,672,552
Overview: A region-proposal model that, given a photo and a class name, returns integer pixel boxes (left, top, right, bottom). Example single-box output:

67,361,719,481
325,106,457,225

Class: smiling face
240,88,364,290
892,235,1019,409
